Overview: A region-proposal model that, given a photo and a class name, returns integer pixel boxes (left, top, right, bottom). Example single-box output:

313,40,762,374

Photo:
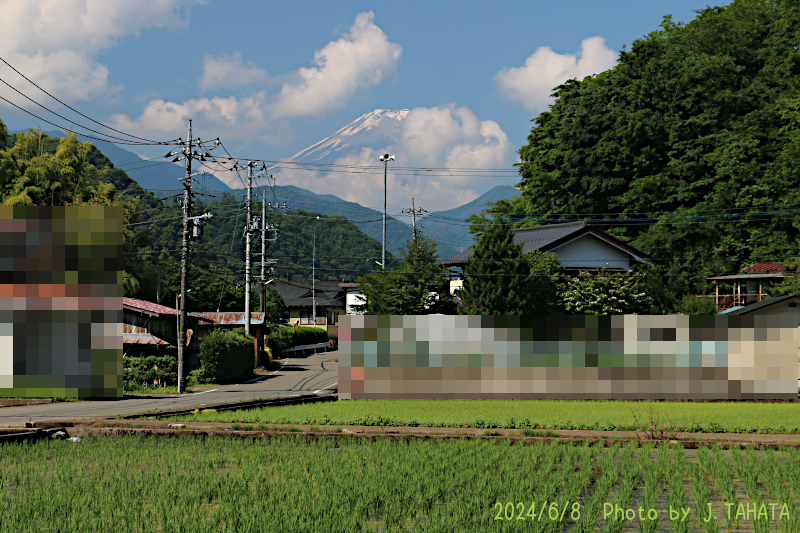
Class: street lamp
312,216,320,324
379,154,394,271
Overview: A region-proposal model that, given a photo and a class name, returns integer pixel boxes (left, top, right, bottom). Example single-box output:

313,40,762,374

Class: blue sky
0,0,719,210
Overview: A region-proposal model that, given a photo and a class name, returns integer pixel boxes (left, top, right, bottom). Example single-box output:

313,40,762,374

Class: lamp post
312,216,320,324
379,154,394,271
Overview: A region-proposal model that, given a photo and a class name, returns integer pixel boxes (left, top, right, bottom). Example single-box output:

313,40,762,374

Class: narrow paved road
0,351,338,426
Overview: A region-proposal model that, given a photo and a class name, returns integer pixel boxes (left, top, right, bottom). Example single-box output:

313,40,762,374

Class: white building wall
549,234,633,270
345,291,365,315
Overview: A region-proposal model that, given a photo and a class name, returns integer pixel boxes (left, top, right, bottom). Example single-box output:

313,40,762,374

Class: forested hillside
482,0,800,310
0,124,393,312
140,192,392,286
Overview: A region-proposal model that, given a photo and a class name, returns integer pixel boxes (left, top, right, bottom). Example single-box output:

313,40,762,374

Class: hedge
123,355,177,391
268,326,328,358
191,328,255,384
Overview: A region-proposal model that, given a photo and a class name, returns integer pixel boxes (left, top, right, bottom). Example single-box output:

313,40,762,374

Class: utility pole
177,120,192,394
169,119,218,393
402,198,427,241
244,162,254,339
260,189,266,316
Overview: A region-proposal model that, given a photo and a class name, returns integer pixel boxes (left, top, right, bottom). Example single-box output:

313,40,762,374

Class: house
271,281,346,336
123,298,214,370
441,220,652,293
192,312,267,367
725,294,800,390
706,262,788,311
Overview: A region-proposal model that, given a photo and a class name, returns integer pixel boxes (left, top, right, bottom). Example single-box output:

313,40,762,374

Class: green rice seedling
600,442,640,533
667,444,690,533
732,446,777,533
689,461,720,533
574,442,622,533
638,443,667,533
760,449,799,533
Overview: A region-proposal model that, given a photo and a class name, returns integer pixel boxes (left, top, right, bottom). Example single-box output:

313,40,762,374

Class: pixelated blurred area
338,315,797,400
0,206,123,398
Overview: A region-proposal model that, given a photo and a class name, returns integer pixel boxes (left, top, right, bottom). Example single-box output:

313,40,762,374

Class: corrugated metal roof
123,298,213,321
742,262,787,272
706,273,785,281
123,333,172,345
192,312,265,325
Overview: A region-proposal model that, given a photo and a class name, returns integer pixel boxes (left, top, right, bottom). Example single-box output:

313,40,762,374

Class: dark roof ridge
511,220,589,233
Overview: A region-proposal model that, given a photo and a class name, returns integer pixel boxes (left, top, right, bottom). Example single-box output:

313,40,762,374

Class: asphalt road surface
0,351,339,426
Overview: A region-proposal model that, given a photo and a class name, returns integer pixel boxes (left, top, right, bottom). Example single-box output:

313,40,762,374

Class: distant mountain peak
290,108,409,162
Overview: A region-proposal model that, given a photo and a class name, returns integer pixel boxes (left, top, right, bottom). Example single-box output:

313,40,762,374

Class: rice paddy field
165,399,800,434
1,436,800,532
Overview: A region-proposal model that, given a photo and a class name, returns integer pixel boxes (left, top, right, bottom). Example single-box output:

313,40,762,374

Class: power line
0,55,167,145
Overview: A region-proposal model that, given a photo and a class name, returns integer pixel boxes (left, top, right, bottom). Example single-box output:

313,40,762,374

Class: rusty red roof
123,333,172,346
192,312,265,325
741,262,787,272
123,298,213,321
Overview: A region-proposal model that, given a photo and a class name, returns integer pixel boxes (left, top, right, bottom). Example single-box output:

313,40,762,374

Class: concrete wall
339,315,798,399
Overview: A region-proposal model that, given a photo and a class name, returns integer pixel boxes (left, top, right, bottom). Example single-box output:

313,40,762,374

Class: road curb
116,392,337,419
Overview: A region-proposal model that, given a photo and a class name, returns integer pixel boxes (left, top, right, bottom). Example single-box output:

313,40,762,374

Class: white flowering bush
560,265,654,314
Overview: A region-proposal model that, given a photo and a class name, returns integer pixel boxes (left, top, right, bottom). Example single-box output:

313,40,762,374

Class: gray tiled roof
272,281,345,308
441,221,649,267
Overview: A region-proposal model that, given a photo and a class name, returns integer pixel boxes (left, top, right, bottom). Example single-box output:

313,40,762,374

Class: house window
327,311,338,325
300,312,312,325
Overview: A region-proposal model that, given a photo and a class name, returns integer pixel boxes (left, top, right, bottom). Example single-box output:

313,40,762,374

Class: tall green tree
354,235,453,314
481,0,800,312
524,249,564,314
458,222,531,315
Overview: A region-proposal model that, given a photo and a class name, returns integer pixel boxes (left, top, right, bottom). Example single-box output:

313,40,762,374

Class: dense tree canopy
482,0,800,311
354,235,454,315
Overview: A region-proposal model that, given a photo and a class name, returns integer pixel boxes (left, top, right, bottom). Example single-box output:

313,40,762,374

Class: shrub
267,325,328,358
673,294,717,315
194,329,255,384
123,355,178,390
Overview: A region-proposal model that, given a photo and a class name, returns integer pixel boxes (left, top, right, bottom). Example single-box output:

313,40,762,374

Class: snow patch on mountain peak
290,109,409,162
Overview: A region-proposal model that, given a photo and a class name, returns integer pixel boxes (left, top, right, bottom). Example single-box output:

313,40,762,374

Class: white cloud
200,53,269,92
272,11,402,118
0,0,204,102
112,12,401,144
110,92,286,146
494,36,617,112
273,104,513,210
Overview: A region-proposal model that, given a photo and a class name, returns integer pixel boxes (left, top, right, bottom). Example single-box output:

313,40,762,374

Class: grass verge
159,399,800,434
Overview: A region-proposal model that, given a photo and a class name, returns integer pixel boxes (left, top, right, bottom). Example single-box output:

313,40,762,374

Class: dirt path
41,418,800,448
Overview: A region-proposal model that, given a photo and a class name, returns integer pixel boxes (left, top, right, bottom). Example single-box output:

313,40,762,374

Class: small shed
191,312,267,367
122,298,213,370
706,262,787,311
